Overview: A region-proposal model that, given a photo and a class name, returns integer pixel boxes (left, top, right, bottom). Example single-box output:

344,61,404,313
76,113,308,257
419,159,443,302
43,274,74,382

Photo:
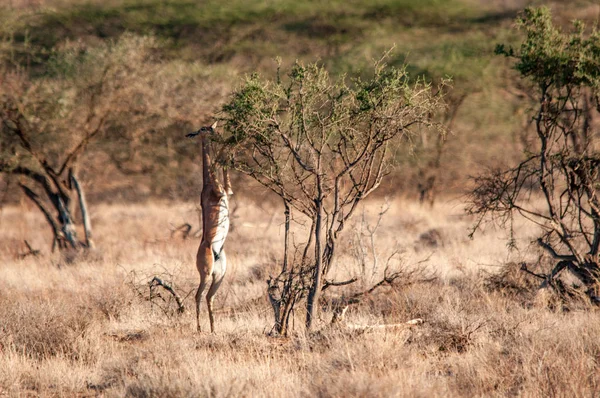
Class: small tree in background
469,8,600,302
416,89,467,206
0,34,197,251
219,58,445,333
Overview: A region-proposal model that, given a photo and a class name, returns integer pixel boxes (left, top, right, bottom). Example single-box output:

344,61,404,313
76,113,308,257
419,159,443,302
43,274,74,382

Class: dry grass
1,197,599,397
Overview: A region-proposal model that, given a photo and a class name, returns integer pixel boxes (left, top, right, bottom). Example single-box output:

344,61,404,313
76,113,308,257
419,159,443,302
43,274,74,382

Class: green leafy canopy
496,7,600,91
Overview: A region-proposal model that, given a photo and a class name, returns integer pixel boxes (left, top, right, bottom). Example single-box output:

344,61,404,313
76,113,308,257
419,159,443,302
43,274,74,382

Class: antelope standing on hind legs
186,121,233,333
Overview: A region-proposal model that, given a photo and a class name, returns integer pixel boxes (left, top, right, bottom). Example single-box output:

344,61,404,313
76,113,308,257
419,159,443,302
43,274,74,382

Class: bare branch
519,263,546,280
57,115,107,176
322,277,358,291
149,277,185,314
536,238,577,261
18,240,41,259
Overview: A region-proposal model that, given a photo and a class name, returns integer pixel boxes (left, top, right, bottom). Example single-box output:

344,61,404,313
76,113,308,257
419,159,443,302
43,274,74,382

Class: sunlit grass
1,198,599,396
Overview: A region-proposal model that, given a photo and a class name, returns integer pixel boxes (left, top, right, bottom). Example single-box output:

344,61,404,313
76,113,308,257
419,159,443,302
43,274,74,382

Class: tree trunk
20,174,93,252
71,174,94,248
20,184,63,250
282,200,290,272
306,196,323,330
267,199,295,336
56,196,79,249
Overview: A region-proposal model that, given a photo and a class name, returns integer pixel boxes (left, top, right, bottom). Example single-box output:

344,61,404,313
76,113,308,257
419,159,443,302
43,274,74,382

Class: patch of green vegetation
363,0,477,26
405,33,495,84
0,0,526,97
15,0,487,64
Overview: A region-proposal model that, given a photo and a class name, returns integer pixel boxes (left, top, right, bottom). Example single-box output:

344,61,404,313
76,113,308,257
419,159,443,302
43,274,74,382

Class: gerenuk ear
211,121,218,130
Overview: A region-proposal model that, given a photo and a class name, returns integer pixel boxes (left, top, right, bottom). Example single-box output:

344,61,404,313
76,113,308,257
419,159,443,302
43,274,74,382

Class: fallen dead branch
322,277,359,291
149,277,186,314
345,318,424,332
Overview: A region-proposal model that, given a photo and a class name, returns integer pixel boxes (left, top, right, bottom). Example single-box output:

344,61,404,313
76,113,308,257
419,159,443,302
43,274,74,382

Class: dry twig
149,277,186,314
18,240,40,259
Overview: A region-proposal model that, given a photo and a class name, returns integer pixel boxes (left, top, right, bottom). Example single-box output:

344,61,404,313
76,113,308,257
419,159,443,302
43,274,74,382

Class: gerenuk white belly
211,196,229,256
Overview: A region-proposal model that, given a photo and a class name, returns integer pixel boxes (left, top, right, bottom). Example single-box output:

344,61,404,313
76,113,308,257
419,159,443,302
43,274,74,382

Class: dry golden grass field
1,197,599,397
3,0,600,396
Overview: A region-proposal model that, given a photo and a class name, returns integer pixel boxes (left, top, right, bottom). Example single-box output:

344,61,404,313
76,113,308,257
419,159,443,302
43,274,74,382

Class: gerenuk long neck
202,135,211,188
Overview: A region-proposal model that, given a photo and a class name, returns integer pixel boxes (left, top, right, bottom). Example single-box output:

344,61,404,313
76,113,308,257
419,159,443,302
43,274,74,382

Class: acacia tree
219,60,445,333
0,34,191,251
469,8,600,301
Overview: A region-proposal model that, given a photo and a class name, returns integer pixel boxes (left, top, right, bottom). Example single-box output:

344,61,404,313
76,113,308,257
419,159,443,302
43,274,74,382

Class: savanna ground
1,197,599,397
2,0,600,396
